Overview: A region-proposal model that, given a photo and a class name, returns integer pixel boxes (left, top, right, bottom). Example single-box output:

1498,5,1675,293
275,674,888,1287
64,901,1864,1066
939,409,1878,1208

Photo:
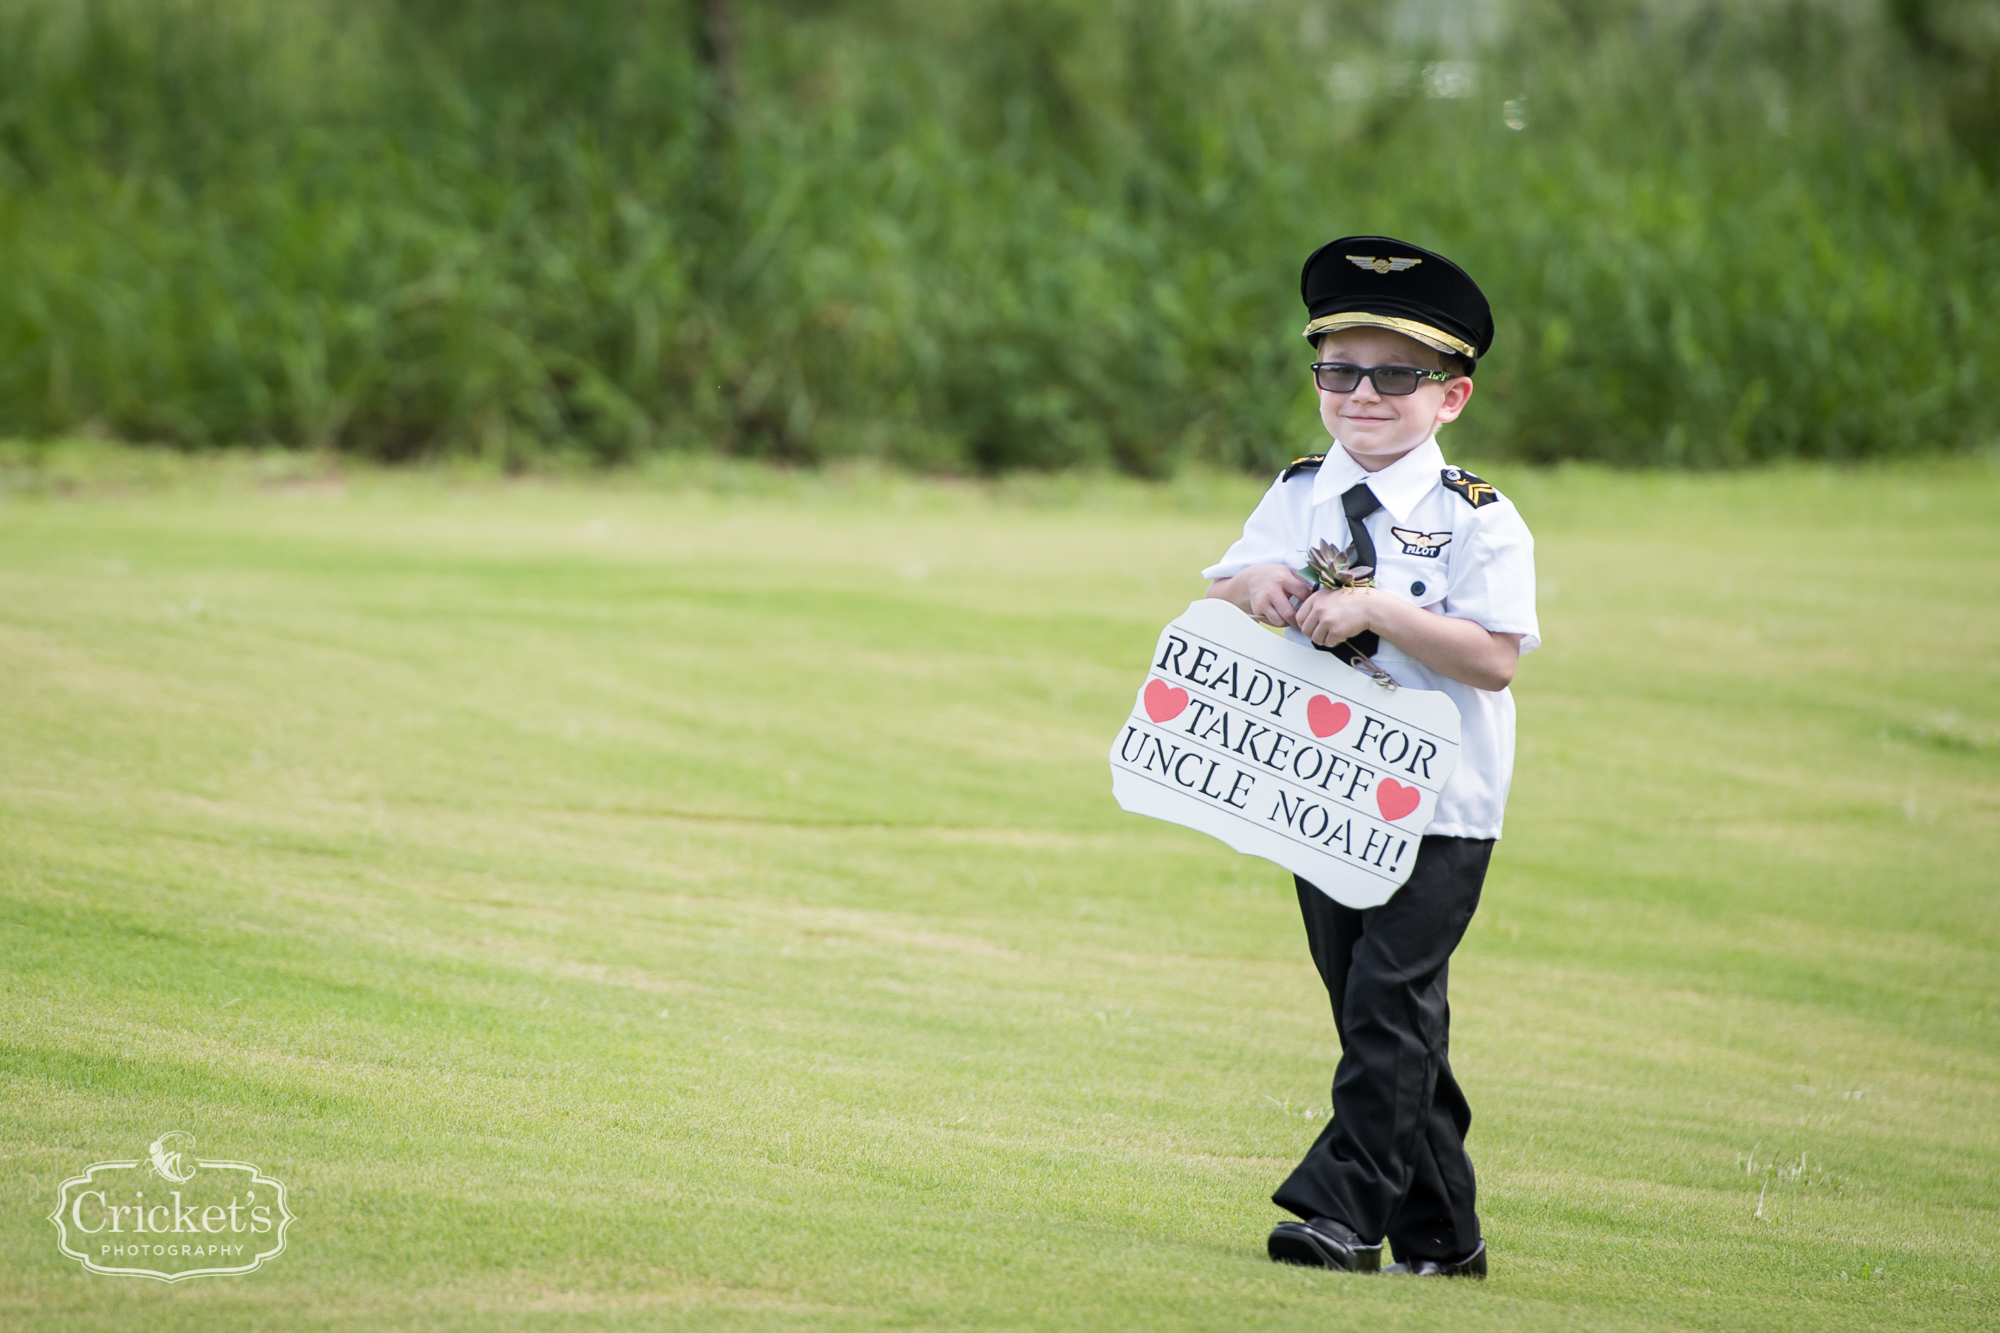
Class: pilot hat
1300,236,1494,368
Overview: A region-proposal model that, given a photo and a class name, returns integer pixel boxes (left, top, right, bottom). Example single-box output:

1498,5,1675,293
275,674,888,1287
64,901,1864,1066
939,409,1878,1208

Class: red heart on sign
1376,778,1421,822
1306,696,1351,738
1143,678,1189,723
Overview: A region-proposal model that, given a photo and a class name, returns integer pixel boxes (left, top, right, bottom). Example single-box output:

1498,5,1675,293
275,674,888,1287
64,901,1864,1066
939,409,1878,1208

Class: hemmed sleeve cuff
1422,822,1504,841
1201,549,1295,583
1438,613,1541,656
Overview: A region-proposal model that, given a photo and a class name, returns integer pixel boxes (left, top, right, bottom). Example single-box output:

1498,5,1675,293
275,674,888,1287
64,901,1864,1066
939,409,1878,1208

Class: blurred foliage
0,0,1995,471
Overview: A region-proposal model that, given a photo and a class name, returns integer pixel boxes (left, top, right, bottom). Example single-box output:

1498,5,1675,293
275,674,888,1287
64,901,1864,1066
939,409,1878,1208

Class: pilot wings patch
1390,527,1453,558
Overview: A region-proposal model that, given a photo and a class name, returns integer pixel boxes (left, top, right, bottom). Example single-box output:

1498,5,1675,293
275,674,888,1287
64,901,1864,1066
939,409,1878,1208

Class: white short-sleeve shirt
1202,435,1539,839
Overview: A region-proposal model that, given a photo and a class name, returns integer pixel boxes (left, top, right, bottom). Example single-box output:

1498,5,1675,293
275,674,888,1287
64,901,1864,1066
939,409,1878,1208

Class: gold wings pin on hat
1346,255,1422,274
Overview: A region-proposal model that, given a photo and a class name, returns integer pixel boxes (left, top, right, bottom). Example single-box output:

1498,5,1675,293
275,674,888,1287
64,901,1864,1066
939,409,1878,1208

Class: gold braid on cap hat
1301,313,1477,361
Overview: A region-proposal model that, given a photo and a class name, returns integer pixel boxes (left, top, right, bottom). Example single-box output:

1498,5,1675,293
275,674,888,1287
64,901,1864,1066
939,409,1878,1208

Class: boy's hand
1206,565,1316,628
1297,587,1375,647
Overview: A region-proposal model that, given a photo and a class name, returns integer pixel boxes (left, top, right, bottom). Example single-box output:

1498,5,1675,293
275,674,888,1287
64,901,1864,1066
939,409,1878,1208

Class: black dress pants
1272,835,1492,1263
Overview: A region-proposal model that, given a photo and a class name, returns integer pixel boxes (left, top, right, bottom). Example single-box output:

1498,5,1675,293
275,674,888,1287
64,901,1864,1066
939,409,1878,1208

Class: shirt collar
1309,434,1446,522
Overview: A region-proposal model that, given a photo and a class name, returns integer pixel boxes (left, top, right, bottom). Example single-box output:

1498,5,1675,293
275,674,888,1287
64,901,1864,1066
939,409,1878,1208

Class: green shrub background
0,0,1995,472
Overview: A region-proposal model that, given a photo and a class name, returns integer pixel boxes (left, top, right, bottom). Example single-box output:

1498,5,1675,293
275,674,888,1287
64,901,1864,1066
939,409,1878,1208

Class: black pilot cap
1301,236,1494,368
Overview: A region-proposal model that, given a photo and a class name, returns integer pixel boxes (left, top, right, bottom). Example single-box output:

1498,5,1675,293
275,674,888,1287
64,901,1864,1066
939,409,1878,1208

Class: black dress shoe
1267,1217,1383,1272
1384,1240,1487,1279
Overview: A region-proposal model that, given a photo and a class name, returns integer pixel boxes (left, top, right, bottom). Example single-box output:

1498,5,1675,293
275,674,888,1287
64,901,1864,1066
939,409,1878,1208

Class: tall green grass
0,0,1995,470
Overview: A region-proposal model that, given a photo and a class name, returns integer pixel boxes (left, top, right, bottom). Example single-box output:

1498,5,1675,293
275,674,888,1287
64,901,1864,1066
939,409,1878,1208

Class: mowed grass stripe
1,457,1995,1330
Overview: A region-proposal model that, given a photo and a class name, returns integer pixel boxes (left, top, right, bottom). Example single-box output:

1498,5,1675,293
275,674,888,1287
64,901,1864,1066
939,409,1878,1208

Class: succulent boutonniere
1298,541,1397,688
1302,540,1373,591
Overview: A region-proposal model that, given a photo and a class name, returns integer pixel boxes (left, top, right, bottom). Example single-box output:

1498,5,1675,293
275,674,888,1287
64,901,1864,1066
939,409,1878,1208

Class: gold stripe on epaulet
1440,466,1501,508
1280,454,1327,481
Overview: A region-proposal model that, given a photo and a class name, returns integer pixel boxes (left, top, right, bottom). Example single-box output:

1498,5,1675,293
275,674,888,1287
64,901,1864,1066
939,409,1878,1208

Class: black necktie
1319,483,1381,663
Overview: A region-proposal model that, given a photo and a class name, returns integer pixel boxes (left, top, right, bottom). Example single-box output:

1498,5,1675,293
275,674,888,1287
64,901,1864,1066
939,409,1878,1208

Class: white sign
48,1131,294,1282
1108,599,1462,908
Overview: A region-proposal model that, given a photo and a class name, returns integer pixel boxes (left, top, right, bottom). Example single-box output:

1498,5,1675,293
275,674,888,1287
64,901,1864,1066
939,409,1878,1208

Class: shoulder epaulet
1279,454,1326,481
1440,466,1501,508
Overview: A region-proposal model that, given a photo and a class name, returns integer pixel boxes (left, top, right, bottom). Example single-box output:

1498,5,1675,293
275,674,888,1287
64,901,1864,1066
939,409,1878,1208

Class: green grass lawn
2,449,1996,1331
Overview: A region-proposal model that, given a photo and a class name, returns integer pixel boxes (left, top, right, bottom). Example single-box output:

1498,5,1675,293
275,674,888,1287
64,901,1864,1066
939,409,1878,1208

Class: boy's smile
1314,327,1474,471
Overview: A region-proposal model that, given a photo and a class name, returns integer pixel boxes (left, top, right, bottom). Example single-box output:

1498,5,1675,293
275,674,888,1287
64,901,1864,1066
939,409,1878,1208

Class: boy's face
1314,327,1474,469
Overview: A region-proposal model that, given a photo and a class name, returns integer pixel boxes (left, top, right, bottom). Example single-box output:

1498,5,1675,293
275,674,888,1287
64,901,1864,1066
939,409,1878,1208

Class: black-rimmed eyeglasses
1311,362,1454,396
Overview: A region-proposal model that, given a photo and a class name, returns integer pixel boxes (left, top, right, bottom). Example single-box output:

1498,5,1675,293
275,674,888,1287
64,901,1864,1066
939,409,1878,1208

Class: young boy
1204,237,1538,1278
